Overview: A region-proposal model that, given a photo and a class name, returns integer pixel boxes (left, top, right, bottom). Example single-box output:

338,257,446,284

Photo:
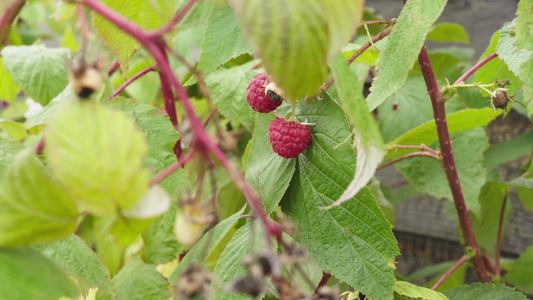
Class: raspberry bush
0,0,532,299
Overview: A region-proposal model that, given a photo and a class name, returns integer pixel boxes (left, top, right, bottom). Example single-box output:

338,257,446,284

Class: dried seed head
492,90,509,110
175,265,211,299
227,276,265,297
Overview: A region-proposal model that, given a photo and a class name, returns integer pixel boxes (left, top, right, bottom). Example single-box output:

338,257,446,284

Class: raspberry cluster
245,74,311,158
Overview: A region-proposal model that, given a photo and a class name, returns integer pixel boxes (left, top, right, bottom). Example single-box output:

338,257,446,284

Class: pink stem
432,255,469,290
452,52,498,86
0,0,26,47
108,59,119,76
155,0,199,35
494,191,508,276
110,65,157,99
150,151,194,185
82,0,279,249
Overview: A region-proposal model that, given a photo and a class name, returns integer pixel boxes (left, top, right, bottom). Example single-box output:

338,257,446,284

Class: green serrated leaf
143,206,181,265
61,25,79,53
426,23,470,44
366,0,447,111
0,150,78,247
504,246,533,294
204,63,259,130
394,280,448,300
104,98,185,195
230,0,362,101
471,182,510,256
1,45,70,105
484,131,533,169
169,207,244,283
444,283,527,300
211,223,270,300
497,19,533,89
97,257,167,300
93,0,176,74
515,0,533,50
281,94,398,300
24,84,77,130
193,5,253,82
386,108,501,160
395,128,488,217
0,57,20,103
45,101,150,215
328,53,384,207
0,138,23,179
245,113,295,215
0,120,27,140
0,247,79,300
36,235,112,294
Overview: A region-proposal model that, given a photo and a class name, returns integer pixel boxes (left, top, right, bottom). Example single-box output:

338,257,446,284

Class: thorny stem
110,65,157,99
494,191,509,277
431,255,469,290
81,0,279,250
418,47,490,283
323,26,393,91
378,151,441,170
452,52,498,86
0,0,26,48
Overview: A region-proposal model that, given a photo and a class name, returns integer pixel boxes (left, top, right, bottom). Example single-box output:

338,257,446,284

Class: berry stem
452,52,498,85
377,151,441,170
0,0,26,48
155,0,199,36
82,0,279,250
418,47,490,283
431,255,469,290
323,26,392,91
109,65,157,99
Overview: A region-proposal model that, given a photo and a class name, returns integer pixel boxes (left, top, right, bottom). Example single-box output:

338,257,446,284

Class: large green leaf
1,45,70,105
245,114,295,214
105,98,185,195
395,128,488,217
142,206,181,265
484,131,533,169
0,150,78,247
93,0,176,73
444,283,527,300
497,19,533,89
426,22,469,44
474,31,521,96
327,54,384,207
281,94,398,300
193,5,253,82
366,0,447,110
97,257,167,300
230,0,362,101
386,108,501,160
24,85,77,131
211,223,269,300
470,182,510,256
504,246,533,294
0,57,20,103
36,235,112,294
45,102,150,215
204,63,260,131
515,0,533,50
0,247,79,300
393,280,448,300
169,207,244,283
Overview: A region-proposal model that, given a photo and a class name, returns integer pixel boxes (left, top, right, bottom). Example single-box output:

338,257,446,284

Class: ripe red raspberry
268,118,311,158
246,74,282,113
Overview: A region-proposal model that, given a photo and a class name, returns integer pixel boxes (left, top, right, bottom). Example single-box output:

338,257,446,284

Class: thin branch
150,151,194,185
418,47,490,283
432,255,469,290
34,137,45,155
378,151,441,170
108,59,119,76
386,144,440,155
323,26,393,91
0,0,26,48
314,272,332,293
452,52,498,86
76,3,90,57
358,19,396,28
155,0,199,35
82,0,280,250
482,253,496,275
110,65,157,99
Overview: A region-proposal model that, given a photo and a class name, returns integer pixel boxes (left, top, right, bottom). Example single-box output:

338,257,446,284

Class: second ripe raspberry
268,117,311,158
246,74,282,113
